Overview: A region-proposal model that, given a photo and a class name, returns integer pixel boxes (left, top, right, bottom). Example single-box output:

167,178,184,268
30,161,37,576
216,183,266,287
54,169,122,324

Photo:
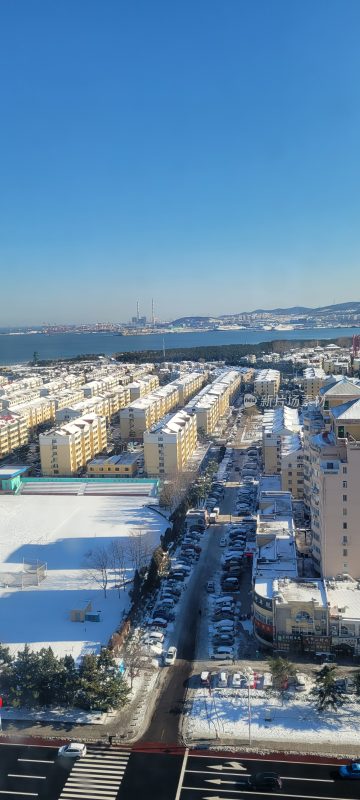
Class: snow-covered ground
184,675,360,745
0,493,168,661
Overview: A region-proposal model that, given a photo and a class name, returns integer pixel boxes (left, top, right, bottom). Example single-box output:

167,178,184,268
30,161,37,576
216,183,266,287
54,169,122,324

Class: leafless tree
108,539,127,597
122,636,147,689
127,529,152,574
86,546,110,598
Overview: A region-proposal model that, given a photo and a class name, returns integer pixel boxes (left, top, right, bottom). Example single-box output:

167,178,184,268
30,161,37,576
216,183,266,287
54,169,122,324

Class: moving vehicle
338,761,360,779
164,646,177,665
58,743,87,759
247,772,282,791
219,536,227,547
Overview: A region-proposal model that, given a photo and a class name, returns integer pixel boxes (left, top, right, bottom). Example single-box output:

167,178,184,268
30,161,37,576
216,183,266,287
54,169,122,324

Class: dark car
247,772,283,791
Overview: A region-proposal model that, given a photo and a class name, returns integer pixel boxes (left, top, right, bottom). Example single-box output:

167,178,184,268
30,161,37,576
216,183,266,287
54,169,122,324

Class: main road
119,748,360,800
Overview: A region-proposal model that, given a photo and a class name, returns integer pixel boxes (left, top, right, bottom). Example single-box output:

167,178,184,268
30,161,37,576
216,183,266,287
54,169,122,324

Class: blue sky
1,0,360,324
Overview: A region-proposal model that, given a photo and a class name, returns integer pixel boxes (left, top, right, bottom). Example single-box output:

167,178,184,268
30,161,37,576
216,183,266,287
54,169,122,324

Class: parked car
232,672,242,687
219,537,227,547
206,580,215,592
58,743,87,759
200,670,211,686
217,671,229,687
164,646,177,666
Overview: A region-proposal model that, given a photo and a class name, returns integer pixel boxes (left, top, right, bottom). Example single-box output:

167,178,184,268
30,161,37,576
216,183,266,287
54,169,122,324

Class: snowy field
185,678,360,745
0,493,168,661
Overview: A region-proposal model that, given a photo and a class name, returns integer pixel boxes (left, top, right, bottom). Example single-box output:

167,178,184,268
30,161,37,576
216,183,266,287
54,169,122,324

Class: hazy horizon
2,1,360,325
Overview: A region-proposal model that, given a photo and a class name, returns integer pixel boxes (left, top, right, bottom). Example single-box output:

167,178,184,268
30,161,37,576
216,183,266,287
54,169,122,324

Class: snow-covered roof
331,398,360,422
263,406,300,436
325,578,360,621
321,377,360,398
275,578,326,606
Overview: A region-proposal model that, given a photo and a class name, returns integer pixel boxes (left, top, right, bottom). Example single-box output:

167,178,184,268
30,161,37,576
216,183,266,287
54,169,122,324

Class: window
343,522,348,529
343,467,347,474
342,535,348,544
343,508,347,516
343,480,347,488
343,549,348,557
343,495,347,502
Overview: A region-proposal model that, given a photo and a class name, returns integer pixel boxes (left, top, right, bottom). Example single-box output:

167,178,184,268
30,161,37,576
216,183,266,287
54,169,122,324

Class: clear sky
1,0,360,324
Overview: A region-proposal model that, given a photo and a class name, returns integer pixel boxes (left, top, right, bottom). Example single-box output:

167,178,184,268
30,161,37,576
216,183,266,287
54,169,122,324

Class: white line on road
187,770,250,778
17,758,54,764
188,753,338,767
7,774,46,779
175,747,189,800
182,787,352,800
282,777,334,783
0,792,38,797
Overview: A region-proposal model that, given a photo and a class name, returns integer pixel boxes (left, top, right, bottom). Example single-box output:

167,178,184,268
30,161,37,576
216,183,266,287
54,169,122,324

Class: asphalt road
141,425,249,745
0,742,72,800
119,748,360,800
0,741,131,800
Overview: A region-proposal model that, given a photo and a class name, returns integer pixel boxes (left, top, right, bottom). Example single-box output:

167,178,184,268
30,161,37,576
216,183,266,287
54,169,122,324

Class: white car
218,671,229,687
58,743,87,759
219,537,227,547
164,646,177,665
232,672,242,687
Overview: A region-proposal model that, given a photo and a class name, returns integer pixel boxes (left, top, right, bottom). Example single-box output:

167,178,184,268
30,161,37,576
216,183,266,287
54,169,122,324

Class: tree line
0,644,130,711
114,337,352,365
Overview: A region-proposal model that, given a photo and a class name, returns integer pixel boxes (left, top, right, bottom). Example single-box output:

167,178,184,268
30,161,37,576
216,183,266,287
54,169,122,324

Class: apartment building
302,403,324,515
144,409,197,477
185,370,241,435
172,371,207,405
262,406,301,475
87,452,139,477
128,374,160,401
119,379,184,440
302,366,326,399
307,400,360,578
0,414,29,457
319,376,360,424
39,414,107,476
254,369,281,398
280,439,304,499
8,397,55,428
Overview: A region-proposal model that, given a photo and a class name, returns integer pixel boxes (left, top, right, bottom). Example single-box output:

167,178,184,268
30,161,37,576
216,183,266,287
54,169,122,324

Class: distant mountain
169,302,360,326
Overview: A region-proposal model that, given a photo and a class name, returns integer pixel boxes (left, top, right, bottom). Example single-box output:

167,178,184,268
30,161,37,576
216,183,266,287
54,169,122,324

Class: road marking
0,792,38,797
18,758,55,764
206,762,248,772
187,770,250,778
188,753,339,766
182,788,353,800
206,778,238,785
8,774,46,779
175,747,189,800
282,777,334,783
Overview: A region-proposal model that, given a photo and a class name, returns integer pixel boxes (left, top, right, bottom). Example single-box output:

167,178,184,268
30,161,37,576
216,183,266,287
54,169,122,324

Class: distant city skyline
1,0,360,325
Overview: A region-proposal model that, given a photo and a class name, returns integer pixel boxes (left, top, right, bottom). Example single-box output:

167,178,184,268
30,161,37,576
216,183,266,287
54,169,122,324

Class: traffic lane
182,756,360,799
180,790,360,800
0,742,72,799
118,751,183,800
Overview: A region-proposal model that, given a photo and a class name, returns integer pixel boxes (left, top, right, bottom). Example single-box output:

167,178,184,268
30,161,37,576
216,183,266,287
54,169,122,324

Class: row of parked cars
141,509,209,665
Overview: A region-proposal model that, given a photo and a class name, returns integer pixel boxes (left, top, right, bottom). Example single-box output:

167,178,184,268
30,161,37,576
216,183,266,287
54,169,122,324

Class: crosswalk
59,745,131,800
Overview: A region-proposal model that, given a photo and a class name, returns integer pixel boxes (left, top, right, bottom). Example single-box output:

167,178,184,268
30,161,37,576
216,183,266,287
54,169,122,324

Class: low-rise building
87,452,139,477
